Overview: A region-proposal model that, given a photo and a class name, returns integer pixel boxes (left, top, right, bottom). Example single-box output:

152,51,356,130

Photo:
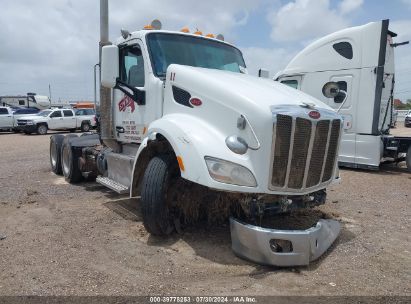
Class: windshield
37,110,52,117
146,33,246,77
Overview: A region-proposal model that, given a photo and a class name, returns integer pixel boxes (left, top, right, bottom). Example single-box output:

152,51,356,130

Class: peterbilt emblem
308,110,321,119
118,95,135,113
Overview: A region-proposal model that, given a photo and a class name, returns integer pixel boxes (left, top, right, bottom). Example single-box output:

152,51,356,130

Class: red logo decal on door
118,95,135,113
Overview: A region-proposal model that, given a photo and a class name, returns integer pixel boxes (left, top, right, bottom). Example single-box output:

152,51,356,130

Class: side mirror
258,68,270,78
322,82,340,98
101,45,119,88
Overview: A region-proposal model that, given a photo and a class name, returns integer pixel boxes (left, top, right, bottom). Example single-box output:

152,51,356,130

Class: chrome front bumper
230,217,340,266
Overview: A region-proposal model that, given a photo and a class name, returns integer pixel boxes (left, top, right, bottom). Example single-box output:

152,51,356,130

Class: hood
167,64,334,113
17,115,45,121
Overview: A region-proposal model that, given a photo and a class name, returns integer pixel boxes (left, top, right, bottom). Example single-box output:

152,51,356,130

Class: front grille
271,115,292,187
306,120,330,187
17,120,27,126
322,119,341,182
288,118,312,189
271,114,341,191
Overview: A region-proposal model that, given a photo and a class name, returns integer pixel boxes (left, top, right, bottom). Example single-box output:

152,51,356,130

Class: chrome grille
271,114,341,191
288,118,312,189
306,120,330,187
17,120,27,126
271,115,292,187
322,119,341,182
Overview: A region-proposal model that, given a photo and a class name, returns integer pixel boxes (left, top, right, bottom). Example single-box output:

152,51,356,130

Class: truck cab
49,13,343,266
276,19,410,170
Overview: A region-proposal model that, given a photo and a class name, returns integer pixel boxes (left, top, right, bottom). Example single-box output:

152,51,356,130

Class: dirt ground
0,127,410,296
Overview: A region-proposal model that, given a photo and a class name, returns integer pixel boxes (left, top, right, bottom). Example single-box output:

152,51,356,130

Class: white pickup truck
17,108,96,135
0,107,14,131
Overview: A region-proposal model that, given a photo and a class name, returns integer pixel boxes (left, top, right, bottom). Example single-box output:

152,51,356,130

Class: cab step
96,176,129,194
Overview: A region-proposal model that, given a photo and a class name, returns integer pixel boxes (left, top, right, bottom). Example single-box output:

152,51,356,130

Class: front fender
131,113,258,195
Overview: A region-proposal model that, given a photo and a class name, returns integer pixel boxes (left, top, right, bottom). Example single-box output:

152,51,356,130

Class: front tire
81,122,90,132
61,136,83,183
141,155,178,236
37,124,48,135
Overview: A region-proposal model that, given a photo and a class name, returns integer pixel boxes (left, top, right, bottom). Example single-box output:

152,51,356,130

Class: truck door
48,110,63,129
0,108,13,128
113,41,147,143
62,110,76,128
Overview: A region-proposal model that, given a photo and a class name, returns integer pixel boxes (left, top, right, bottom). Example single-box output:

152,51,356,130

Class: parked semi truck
49,0,342,266
275,20,411,171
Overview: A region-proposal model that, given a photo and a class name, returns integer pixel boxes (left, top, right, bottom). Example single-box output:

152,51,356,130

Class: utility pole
49,84,52,107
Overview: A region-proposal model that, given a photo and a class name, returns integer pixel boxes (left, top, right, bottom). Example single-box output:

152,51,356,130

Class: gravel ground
0,128,410,296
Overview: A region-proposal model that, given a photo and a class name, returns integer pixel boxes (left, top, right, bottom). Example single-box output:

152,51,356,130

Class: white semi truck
276,20,411,171
49,0,343,266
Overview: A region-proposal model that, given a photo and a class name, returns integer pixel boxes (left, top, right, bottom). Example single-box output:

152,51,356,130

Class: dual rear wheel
50,134,82,182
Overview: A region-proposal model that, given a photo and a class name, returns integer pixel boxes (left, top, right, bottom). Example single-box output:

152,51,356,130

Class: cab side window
0,108,8,115
63,110,73,117
50,111,62,118
120,45,145,87
281,79,299,89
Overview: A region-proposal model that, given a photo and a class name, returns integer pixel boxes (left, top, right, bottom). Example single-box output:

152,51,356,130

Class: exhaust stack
99,0,121,152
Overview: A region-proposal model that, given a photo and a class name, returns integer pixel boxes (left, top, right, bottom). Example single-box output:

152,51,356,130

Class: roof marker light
194,29,203,35
206,34,215,38
181,27,190,33
144,24,154,30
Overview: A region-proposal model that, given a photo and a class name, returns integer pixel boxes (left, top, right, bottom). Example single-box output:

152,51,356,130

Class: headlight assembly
204,156,257,187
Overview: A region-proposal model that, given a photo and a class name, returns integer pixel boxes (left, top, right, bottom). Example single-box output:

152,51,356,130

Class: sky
0,0,410,102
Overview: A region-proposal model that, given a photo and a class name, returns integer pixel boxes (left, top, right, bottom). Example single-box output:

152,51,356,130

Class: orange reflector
181,27,190,33
142,127,147,135
144,24,154,30
177,156,185,172
206,34,215,38
194,30,203,35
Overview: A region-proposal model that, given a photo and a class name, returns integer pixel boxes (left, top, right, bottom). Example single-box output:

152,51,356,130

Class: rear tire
61,136,83,183
37,124,48,135
406,146,411,173
50,134,65,175
81,122,90,132
141,155,178,236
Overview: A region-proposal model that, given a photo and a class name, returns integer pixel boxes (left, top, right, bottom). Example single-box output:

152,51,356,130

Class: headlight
26,120,34,125
205,156,257,187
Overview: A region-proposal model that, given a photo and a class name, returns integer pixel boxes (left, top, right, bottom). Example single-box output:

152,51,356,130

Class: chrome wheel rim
39,125,47,135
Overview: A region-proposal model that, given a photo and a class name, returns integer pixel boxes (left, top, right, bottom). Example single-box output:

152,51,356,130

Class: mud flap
230,218,340,266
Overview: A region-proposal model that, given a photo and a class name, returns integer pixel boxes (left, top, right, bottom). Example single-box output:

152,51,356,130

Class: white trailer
48,1,343,266
0,93,50,110
276,20,411,171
